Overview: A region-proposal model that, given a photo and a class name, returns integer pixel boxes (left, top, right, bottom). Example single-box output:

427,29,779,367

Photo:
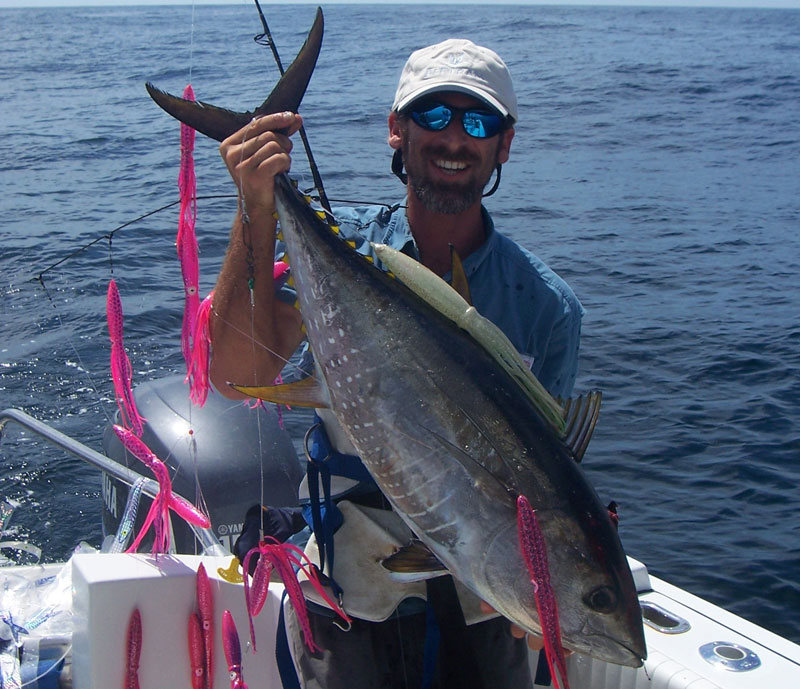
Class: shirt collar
381,201,497,274
381,197,418,259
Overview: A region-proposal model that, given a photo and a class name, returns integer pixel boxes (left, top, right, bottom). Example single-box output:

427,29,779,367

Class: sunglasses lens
410,104,503,138
410,105,452,131
463,111,502,138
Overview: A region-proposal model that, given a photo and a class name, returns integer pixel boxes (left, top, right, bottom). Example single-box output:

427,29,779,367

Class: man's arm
209,112,306,399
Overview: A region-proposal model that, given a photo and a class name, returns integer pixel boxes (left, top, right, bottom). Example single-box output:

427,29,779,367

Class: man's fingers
479,600,561,654
235,129,293,158
221,111,299,145
233,140,291,175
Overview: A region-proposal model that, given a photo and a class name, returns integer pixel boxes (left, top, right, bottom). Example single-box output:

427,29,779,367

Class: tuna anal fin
381,539,449,582
230,376,330,408
559,391,602,462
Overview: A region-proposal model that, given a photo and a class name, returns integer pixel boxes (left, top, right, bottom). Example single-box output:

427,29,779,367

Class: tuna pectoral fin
230,376,330,408
145,7,324,141
381,539,449,582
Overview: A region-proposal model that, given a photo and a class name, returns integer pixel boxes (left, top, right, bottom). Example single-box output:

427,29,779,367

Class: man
210,39,583,689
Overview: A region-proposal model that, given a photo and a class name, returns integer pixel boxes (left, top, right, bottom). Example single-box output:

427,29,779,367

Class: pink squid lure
124,607,142,689
186,290,214,406
177,84,201,377
517,495,572,689
241,537,350,653
107,279,145,437
186,260,290,408
196,562,215,689
222,610,249,689
189,612,206,689
113,424,210,555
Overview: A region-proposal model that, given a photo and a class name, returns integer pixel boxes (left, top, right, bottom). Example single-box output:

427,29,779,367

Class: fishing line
32,190,224,553
243,0,345,528
230,114,271,529
188,1,196,86
29,195,392,287
252,0,333,221
393,610,411,689
207,307,304,378
30,195,235,285
35,276,115,427
18,641,72,689
226,0,403,626
107,235,114,277
20,1,398,558
183,0,200,539
178,9,210,552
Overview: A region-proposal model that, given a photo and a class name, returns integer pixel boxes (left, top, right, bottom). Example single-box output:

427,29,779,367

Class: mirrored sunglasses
409,103,504,139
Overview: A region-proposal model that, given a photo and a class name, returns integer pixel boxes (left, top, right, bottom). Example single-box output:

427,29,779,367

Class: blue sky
2,0,799,8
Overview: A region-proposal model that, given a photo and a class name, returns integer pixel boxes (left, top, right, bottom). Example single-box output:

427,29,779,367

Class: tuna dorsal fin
230,376,330,408
449,245,473,305
145,7,324,142
560,391,602,462
381,540,449,582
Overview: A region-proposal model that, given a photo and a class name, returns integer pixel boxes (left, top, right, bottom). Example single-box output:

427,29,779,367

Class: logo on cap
448,51,466,67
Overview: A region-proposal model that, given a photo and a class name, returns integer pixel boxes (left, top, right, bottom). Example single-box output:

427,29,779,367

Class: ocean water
1,3,799,645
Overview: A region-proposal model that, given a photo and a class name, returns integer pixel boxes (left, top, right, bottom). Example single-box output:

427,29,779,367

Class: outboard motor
101,375,303,554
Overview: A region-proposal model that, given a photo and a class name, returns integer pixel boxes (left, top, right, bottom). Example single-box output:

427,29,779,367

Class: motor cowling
101,375,303,554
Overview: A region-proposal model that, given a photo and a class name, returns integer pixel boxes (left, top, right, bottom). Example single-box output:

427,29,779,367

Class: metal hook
332,592,352,632
303,422,331,465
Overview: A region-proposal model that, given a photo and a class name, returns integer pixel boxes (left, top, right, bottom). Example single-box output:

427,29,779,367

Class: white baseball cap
392,38,518,123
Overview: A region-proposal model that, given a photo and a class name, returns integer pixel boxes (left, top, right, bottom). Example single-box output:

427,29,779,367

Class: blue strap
305,413,376,601
306,454,340,591
420,602,441,689
533,647,552,686
275,590,302,689
423,576,486,689
307,416,375,485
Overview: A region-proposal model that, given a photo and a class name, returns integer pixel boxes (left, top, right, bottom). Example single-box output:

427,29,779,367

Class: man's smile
434,159,469,173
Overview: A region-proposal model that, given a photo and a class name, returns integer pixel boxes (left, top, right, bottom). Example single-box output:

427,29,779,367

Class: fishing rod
252,0,333,222
31,3,385,287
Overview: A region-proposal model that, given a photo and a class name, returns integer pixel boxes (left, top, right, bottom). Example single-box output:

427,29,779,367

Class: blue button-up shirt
281,202,583,399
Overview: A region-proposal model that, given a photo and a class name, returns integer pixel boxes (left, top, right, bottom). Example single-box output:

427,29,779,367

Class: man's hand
209,110,306,397
219,111,303,214
480,601,545,651
479,601,575,656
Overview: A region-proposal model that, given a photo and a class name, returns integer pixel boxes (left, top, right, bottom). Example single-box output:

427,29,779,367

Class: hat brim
394,83,511,120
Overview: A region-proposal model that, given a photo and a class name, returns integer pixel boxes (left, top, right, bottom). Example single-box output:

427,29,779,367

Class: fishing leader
209,39,583,689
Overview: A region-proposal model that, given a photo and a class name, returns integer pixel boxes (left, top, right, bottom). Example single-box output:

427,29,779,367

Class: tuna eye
585,586,617,613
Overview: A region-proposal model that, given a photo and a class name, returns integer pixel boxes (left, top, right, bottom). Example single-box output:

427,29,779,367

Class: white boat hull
2,552,799,688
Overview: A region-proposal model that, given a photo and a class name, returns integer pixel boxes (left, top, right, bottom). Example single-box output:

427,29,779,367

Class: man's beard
404,142,497,215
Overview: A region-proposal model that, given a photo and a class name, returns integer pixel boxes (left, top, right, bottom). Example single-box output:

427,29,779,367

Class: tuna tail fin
145,6,324,141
